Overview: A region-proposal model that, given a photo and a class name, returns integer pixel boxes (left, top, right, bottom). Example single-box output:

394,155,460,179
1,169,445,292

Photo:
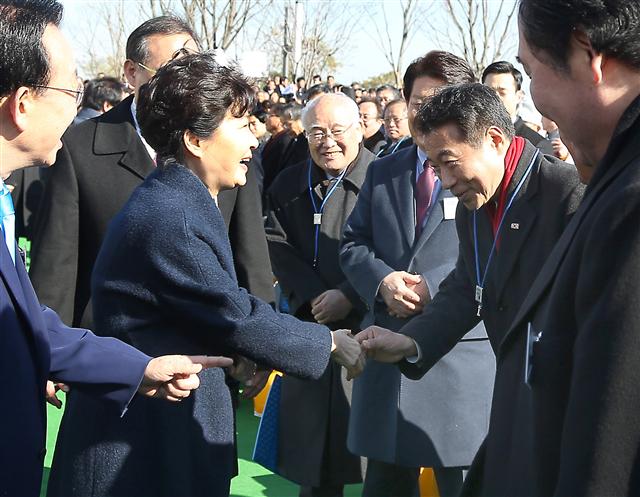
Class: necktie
415,162,435,239
0,182,16,265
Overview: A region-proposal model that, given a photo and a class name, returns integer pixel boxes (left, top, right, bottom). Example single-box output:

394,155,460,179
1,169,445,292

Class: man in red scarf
355,83,584,492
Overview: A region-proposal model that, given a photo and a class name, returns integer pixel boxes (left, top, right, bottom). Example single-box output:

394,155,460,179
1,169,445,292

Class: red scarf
485,135,526,237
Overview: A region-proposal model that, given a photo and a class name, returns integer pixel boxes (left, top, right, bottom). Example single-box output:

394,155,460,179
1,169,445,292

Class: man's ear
123,60,137,89
183,130,204,158
487,126,508,153
572,30,604,85
7,87,33,132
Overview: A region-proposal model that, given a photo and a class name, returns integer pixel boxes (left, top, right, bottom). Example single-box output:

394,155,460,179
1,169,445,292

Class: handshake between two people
329,326,419,381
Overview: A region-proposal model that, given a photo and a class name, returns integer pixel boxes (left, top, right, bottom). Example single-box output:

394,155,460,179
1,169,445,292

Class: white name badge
443,197,458,220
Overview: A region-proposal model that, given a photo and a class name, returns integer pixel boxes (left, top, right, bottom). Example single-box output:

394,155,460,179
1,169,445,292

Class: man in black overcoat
355,84,584,496
364,2,640,495
265,93,372,497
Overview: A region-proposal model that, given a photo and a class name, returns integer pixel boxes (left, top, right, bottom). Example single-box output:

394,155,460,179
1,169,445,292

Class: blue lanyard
473,150,539,316
308,159,348,268
376,136,408,157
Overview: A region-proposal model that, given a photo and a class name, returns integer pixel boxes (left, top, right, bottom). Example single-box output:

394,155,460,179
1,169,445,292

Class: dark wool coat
265,147,374,487
400,141,584,371
46,164,332,497
462,96,640,497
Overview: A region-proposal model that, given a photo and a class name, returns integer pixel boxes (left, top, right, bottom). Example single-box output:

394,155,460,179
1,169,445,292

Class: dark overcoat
46,164,332,497
400,141,584,372
0,211,149,497
30,94,273,331
461,96,640,497
340,145,495,468
265,148,373,486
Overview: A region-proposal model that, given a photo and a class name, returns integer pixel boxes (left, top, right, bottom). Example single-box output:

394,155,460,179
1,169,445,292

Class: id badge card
524,322,543,387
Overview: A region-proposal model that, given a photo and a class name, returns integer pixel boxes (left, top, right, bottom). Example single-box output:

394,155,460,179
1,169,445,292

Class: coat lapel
500,134,640,351
388,146,418,248
491,150,541,302
0,242,30,322
92,96,155,180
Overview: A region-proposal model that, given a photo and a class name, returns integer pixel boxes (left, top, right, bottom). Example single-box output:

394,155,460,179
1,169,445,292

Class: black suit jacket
30,95,273,329
400,141,584,371
463,98,640,497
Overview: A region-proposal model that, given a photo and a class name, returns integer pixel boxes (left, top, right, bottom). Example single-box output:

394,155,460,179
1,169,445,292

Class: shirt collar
131,98,156,160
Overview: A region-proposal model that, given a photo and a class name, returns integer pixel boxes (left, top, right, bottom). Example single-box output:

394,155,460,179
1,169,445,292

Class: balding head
302,93,363,175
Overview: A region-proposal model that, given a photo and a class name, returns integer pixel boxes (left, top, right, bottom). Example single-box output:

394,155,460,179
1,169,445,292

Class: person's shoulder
367,144,415,176
267,159,307,198
538,154,582,188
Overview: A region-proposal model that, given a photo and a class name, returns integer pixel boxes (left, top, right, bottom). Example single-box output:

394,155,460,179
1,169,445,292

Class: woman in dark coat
47,53,363,497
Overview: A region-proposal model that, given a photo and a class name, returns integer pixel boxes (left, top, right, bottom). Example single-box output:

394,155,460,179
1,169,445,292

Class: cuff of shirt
404,339,422,363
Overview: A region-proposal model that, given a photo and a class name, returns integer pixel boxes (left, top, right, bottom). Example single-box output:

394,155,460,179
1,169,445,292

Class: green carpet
41,395,362,497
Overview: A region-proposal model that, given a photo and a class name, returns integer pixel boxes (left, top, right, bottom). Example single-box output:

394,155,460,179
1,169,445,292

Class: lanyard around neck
473,149,539,316
307,159,348,268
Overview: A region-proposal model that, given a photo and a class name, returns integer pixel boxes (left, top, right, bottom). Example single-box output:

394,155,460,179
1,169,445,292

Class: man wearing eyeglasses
377,98,413,158
265,93,374,497
340,52,495,497
0,3,235,496
30,16,275,340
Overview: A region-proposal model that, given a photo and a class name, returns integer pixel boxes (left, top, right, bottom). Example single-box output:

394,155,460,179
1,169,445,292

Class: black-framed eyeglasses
306,122,355,144
134,46,200,76
34,83,84,106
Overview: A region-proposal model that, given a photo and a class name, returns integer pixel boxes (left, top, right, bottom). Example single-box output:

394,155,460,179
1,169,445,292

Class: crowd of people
2,1,640,497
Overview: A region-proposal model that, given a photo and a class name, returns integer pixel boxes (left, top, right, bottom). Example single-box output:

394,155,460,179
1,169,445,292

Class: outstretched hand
355,326,417,363
140,355,233,402
331,329,366,380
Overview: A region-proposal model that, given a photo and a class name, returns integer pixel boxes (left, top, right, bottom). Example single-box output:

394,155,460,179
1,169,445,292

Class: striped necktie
0,181,16,265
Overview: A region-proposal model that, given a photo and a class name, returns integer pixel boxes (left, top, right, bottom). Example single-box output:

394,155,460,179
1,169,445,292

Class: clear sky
59,0,520,86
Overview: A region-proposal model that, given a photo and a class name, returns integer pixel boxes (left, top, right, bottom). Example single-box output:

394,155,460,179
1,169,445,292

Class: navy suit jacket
0,225,149,497
47,163,332,497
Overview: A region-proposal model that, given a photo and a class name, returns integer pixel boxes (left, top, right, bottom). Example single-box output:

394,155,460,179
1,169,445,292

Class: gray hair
302,93,360,131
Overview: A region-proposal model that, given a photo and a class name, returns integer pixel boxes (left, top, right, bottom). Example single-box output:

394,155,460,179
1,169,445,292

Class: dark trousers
299,484,344,497
362,460,420,497
362,459,465,497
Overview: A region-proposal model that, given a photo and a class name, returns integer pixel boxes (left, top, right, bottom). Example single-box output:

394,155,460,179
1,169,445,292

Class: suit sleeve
129,208,332,380
264,188,328,313
339,163,395,309
552,192,640,496
398,240,481,379
227,165,275,304
45,306,149,416
30,139,79,325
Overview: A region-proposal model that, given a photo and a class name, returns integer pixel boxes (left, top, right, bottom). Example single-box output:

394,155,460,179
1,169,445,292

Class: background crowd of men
3,0,640,497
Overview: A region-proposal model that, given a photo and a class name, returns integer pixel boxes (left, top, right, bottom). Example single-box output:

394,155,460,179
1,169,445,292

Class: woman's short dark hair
414,83,515,147
403,51,476,101
0,0,63,97
137,52,254,165
519,0,640,72
125,16,198,65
